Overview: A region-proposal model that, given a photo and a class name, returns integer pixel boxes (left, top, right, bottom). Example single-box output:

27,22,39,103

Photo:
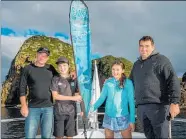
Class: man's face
36,52,49,65
139,40,155,60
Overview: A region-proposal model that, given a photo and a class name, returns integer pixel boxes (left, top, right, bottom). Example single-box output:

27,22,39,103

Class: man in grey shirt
130,36,180,138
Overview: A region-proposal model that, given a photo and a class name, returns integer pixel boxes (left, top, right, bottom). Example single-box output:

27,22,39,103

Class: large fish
69,0,92,116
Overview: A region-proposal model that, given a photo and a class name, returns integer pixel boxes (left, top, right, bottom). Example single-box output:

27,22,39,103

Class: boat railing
75,112,186,133
76,112,105,132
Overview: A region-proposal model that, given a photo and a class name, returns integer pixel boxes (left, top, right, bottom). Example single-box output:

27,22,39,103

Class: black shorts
53,114,77,137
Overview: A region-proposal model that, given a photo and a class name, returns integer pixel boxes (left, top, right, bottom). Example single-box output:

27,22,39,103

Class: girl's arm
92,83,108,111
127,79,135,123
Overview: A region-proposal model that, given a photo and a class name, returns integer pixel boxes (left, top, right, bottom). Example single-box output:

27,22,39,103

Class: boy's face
58,63,69,74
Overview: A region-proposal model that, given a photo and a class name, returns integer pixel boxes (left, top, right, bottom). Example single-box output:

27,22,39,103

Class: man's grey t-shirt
50,75,78,115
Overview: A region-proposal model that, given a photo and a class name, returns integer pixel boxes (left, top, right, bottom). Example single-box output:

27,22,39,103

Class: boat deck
36,129,145,138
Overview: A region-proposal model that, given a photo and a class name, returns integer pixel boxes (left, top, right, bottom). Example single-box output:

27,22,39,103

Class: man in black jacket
130,36,180,138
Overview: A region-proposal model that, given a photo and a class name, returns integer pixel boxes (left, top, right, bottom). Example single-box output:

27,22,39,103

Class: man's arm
162,58,181,118
50,65,59,76
19,66,29,117
162,60,181,104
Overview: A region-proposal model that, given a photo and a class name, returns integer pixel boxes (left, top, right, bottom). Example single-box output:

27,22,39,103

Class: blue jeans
25,107,53,138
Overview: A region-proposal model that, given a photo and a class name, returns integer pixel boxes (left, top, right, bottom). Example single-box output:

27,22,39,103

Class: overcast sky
1,1,186,77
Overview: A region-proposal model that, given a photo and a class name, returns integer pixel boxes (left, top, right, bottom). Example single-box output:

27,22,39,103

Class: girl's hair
112,60,126,88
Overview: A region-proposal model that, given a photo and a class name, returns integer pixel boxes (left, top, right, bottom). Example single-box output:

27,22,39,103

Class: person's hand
73,95,82,102
70,71,76,80
80,112,84,117
129,123,135,132
20,105,29,117
169,103,180,119
89,106,94,113
90,100,94,105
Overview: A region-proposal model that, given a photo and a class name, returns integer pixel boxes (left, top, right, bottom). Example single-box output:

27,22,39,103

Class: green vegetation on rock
14,35,75,73
95,55,133,78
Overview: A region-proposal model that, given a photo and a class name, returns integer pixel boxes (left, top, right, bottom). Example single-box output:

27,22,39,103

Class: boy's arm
52,91,81,101
50,77,81,101
50,65,59,76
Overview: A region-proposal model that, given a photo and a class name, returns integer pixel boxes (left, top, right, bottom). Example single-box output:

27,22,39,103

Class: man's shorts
53,114,77,137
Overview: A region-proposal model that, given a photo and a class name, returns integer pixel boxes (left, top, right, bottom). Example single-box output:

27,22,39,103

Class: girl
90,60,135,138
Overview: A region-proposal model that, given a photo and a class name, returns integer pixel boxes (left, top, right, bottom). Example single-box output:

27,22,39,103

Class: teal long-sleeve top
92,77,135,123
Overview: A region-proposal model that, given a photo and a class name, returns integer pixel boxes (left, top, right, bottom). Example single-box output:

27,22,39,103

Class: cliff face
180,82,186,108
182,72,186,82
181,72,186,107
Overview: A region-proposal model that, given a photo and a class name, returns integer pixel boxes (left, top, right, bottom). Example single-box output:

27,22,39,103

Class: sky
1,1,186,81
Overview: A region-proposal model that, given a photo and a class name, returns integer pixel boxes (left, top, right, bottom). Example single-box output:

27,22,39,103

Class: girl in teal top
90,60,135,138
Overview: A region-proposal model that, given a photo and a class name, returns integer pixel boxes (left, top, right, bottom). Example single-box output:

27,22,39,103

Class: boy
50,56,82,138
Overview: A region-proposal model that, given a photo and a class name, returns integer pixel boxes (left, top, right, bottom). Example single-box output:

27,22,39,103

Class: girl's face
58,63,69,75
112,64,124,80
